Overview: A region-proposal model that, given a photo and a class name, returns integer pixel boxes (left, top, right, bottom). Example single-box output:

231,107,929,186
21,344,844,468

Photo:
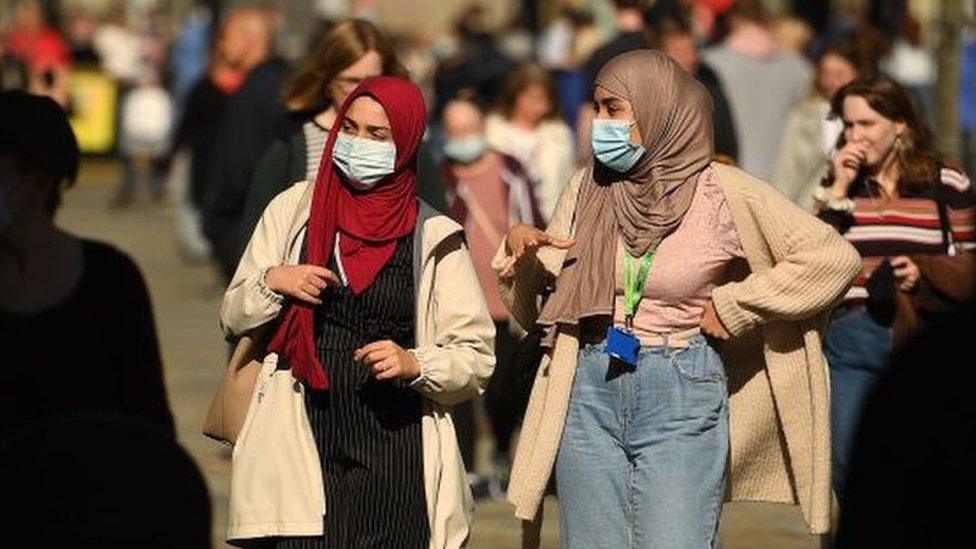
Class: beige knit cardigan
493,162,861,545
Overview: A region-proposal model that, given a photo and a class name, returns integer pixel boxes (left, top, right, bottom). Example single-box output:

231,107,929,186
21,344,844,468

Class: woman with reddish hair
816,76,976,497
221,77,494,548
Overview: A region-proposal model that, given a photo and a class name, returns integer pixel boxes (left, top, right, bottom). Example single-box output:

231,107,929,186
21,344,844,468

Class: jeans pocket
669,346,725,384
579,342,604,358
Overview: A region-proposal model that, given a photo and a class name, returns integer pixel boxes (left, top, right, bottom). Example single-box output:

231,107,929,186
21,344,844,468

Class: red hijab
268,76,426,390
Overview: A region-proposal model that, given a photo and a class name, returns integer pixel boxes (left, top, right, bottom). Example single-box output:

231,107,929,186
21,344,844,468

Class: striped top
302,120,330,180
823,167,976,302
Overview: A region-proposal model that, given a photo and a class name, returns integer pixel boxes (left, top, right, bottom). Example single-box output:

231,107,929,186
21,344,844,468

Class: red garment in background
267,76,426,390
210,66,246,95
5,27,71,71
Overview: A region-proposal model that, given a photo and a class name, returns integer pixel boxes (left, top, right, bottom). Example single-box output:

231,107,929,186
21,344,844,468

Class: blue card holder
606,325,640,366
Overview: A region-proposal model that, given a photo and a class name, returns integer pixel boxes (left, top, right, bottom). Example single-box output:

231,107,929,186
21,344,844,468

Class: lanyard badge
605,251,655,366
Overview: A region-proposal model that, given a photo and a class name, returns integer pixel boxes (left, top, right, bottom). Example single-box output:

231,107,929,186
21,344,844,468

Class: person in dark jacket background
658,19,739,163
201,8,289,282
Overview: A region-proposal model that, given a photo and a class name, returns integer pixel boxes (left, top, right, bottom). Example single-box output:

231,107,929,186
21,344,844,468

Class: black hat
0,91,79,183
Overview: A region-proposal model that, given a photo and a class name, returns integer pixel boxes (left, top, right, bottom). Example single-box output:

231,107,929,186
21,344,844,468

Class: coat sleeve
219,183,306,338
491,167,584,330
711,179,861,336
408,233,496,406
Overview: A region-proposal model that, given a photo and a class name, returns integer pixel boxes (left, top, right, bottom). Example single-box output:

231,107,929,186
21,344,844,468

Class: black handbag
485,326,547,420
865,257,897,326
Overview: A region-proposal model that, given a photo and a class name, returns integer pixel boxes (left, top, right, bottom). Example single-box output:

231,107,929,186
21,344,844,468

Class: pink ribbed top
613,168,745,337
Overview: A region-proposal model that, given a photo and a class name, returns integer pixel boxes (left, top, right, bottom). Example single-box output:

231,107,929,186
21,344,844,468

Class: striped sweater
820,167,976,302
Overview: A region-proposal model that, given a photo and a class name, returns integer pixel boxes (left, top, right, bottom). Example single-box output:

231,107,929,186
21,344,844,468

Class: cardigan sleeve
492,167,584,330
711,180,861,337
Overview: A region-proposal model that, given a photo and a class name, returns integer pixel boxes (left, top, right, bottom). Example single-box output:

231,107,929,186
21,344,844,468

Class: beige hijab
537,50,714,329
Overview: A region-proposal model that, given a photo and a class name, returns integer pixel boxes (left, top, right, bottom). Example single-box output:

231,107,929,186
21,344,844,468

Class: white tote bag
227,353,325,541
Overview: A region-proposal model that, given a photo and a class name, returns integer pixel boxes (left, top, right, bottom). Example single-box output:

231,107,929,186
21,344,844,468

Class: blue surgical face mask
332,133,397,189
591,118,645,173
443,135,487,164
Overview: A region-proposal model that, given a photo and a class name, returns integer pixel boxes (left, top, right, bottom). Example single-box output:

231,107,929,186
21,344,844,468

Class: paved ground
57,161,821,548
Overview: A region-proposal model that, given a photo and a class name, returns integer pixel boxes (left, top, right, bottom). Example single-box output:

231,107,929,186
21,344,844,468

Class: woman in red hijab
220,76,495,548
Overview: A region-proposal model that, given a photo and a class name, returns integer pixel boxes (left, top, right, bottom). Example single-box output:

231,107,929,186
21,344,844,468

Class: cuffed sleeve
409,233,496,407
712,181,861,337
219,182,308,338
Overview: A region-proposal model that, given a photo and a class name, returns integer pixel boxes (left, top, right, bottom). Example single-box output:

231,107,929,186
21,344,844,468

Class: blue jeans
824,307,892,498
556,335,729,549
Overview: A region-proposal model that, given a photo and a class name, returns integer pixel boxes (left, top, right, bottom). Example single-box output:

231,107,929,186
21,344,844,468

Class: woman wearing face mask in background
222,77,494,548
438,98,543,499
485,63,574,223
236,19,447,259
814,76,976,499
493,51,860,548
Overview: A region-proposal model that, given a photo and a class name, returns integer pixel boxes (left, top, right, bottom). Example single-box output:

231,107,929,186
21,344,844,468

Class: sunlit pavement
58,160,820,548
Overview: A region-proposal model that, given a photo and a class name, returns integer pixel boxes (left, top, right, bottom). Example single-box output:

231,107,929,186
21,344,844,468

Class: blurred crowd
1,0,972,243
1,0,975,545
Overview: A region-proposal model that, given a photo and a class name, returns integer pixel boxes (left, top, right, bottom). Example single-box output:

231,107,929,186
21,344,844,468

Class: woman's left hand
891,255,921,292
354,340,421,381
700,300,732,341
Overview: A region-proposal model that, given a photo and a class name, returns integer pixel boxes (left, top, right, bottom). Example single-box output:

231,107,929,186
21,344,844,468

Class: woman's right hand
264,264,342,305
830,142,868,198
499,224,575,278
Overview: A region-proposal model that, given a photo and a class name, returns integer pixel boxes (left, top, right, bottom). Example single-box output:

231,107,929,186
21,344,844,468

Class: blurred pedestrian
881,15,936,129
169,0,216,106
495,50,859,549
963,33,976,180
4,0,70,105
64,7,100,66
96,5,174,207
432,5,515,120
775,40,863,211
167,9,253,262
771,16,813,56
658,18,739,162
581,0,652,90
237,19,448,261
221,77,494,548
815,76,976,498
703,0,812,179
485,64,574,222
0,91,174,440
440,98,543,499
202,8,288,282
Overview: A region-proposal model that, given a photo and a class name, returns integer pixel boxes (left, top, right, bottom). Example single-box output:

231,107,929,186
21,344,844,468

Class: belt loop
662,332,670,354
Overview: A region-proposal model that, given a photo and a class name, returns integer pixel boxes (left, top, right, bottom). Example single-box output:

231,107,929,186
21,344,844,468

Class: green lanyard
623,251,655,330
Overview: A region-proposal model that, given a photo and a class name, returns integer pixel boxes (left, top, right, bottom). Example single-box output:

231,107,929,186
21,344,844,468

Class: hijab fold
536,50,715,331
268,76,426,390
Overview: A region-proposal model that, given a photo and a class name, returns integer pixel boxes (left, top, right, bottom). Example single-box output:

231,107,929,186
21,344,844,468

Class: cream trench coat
220,180,496,548
494,163,861,545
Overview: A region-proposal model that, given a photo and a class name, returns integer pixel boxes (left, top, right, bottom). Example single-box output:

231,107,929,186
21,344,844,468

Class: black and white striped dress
276,235,429,549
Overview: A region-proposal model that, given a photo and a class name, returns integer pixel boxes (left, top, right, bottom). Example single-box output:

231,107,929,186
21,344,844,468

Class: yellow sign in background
68,69,118,154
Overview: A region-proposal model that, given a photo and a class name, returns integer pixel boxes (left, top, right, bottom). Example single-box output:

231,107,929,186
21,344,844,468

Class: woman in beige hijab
495,50,860,548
